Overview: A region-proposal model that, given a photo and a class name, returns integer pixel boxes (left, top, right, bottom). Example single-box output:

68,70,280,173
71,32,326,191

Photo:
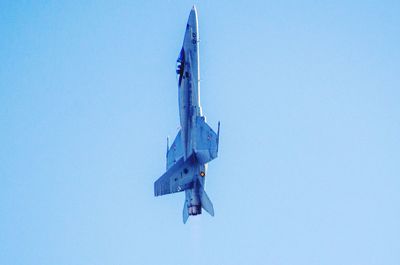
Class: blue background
1,1,399,264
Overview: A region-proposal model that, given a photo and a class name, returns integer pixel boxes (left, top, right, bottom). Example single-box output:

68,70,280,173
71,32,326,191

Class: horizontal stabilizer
200,187,214,216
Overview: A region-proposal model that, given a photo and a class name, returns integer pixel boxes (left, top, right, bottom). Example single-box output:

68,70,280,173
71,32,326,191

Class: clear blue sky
1,1,399,264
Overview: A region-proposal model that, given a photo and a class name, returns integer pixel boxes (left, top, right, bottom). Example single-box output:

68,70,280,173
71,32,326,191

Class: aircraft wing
154,155,195,196
193,116,220,164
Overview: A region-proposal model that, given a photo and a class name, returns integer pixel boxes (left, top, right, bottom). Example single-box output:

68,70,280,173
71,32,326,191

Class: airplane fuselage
178,7,204,215
154,6,219,223
178,7,202,160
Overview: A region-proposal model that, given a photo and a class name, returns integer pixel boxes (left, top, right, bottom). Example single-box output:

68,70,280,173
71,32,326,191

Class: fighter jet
154,6,220,223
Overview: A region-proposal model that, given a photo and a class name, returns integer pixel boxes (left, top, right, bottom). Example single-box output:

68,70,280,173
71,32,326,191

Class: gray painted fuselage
154,6,219,223
179,6,204,218
179,6,201,160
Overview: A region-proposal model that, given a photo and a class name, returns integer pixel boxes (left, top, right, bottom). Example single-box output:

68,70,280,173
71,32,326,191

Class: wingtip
209,207,215,217
183,201,189,224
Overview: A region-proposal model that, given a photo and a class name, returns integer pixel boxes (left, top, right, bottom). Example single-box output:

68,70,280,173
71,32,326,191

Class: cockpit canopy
176,61,183,75
176,48,185,84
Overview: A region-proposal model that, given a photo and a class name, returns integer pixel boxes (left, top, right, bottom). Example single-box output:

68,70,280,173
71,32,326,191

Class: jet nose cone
190,5,197,18
187,5,198,30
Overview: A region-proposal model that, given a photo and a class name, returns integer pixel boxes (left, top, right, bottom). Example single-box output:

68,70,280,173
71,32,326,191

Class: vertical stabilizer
166,137,169,169
217,121,220,153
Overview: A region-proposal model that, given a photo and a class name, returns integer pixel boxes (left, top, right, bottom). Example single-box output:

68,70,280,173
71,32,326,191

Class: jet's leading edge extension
154,6,220,223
